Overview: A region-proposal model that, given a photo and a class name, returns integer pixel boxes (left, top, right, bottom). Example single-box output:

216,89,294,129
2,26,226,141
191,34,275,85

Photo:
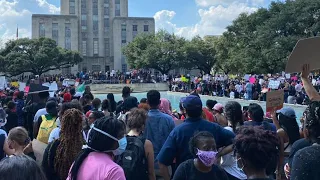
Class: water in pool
95,92,306,126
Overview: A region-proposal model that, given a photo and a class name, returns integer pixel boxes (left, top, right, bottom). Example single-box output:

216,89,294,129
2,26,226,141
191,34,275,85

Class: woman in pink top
67,116,127,180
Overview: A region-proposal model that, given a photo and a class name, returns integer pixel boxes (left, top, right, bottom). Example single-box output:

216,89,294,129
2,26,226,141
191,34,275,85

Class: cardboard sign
0,76,6,89
266,90,284,112
286,37,320,73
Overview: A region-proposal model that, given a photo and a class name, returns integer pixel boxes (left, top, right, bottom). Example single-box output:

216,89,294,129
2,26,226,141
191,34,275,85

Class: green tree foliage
215,0,320,74
123,30,186,75
0,38,83,76
182,36,216,75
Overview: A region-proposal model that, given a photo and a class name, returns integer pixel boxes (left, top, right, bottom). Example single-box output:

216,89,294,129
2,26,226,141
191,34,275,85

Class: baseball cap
123,96,138,111
277,107,296,118
213,103,224,113
182,95,202,111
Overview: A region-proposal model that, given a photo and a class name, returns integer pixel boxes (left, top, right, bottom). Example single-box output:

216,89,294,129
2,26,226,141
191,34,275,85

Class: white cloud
154,2,257,38
0,0,60,47
36,0,60,14
195,0,265,7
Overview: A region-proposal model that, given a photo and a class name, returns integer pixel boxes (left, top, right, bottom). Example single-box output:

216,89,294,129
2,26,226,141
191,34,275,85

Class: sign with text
268,80,281,89
266,90,284,112
285,37,320,73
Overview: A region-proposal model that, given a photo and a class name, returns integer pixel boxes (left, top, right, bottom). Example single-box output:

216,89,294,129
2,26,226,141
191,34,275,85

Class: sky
0,0,279,46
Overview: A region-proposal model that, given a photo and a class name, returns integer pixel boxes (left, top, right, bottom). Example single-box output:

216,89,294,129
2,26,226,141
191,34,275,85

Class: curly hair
189,131,216,158
225,101,243,132
305,101,320,143
234,126,280,171
127,108,148,132
54,108,84,180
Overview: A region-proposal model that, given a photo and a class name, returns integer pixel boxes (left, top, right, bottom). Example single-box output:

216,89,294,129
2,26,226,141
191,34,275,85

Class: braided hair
234,126,280,171
54,108,84,180
225,101,243,132
305,101,320,144
70,116,126,180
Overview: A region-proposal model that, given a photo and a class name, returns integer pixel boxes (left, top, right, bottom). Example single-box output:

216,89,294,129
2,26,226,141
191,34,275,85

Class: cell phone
243,106,249,111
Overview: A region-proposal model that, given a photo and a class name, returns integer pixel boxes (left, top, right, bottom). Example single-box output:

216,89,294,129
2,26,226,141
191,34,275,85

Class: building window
92,65,101,72
93,15,98,32
81,15,87,25
52,23,59,44
104,17,109,32
39,23,45,37
104,3,109,16
122,64,127,72
144,25,149,32
121,24,126,44
69,0,75,14
105,38,109,56
115,0,120,16
81,32,87,39
133,25,138,31
65,23,71,50
93,39,98,55
93,0,98,15
81,0,86,14
81,26,87,31
82,41,87,56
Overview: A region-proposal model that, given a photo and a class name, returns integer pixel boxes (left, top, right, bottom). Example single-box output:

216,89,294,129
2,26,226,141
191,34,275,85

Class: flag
76,83,85,93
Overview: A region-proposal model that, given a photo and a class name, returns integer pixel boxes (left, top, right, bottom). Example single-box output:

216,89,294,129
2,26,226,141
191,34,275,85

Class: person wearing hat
63,92,72,103
213,103,228,127
34,101,58,143
157,95,235,180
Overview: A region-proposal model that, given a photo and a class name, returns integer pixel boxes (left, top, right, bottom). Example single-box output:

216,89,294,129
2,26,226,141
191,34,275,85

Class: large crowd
0,64,319,180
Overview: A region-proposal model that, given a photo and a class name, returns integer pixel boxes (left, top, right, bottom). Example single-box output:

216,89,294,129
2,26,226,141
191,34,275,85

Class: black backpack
116,135,148,180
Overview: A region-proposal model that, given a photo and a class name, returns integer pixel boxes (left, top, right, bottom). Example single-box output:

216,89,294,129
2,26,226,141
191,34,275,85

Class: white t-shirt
48,127,87,144
33,108,47,123
295,84,303,93
235,84,242,93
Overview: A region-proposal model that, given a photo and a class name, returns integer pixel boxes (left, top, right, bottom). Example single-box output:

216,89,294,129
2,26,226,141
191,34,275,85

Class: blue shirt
144,109,175,163
157,117,235,167
244,121,277,132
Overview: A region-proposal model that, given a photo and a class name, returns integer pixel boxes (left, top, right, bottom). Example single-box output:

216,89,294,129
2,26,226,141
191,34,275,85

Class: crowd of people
0,64,319,180
169,73,318,106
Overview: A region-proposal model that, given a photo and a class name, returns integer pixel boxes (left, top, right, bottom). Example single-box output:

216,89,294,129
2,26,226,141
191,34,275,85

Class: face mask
91,127,127,156
236,158,245,171
196,148,218,167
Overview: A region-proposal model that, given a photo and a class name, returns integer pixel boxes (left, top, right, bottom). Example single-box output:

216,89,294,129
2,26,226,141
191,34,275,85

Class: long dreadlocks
54,108,84,180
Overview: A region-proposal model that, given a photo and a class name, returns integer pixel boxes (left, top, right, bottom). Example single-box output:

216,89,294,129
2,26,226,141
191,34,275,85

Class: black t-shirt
173,159,228,180
291,145,320,180
4,109,18,133
288,138,311,167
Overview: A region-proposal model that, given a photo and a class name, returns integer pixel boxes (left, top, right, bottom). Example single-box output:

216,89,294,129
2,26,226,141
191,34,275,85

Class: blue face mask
91,127,127,156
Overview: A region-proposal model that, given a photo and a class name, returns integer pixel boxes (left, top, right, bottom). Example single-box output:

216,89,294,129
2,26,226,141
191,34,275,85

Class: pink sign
249,77,256,84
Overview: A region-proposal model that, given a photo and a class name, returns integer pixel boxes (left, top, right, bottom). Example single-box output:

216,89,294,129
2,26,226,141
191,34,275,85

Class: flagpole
16,25,19,40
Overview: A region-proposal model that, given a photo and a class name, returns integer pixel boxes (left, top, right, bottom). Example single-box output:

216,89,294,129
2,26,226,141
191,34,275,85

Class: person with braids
221,101,246,180
234,126,280,180
173,131,228,180
67,116,126,180
289,64,320,180
42,108,84,180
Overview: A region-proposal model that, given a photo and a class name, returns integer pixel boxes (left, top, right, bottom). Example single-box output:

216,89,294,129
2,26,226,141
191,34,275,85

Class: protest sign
266,90,284,112
0,76,6,89
19,82,26,91
268,80,280,89
42,82,58,97
285,37,320,73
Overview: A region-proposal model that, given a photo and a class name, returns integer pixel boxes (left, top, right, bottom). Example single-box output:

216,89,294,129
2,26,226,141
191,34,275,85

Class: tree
0,38,83,76
123,30,186,75
182,36,217,75
216,0,320,74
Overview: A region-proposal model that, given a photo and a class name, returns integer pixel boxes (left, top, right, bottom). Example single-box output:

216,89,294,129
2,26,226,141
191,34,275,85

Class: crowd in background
0,64,319,180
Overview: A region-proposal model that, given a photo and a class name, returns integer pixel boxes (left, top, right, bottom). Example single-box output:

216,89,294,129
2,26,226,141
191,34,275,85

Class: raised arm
301,64,320,101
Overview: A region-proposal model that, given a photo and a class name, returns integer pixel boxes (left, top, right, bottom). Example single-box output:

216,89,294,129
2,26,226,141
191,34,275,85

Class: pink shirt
67,152,126,180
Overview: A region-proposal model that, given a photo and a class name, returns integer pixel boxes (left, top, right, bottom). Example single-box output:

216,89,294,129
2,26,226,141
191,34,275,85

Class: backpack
36,115,57,144
116,135,148,180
